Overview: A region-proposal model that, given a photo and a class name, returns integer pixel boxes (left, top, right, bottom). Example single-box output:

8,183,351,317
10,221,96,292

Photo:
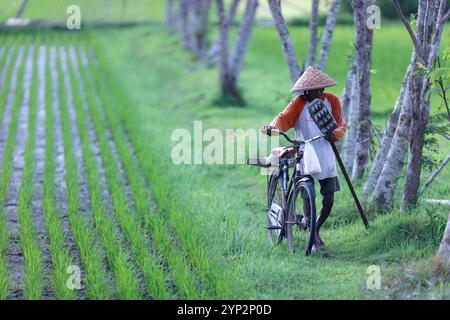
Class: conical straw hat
291,66,337,93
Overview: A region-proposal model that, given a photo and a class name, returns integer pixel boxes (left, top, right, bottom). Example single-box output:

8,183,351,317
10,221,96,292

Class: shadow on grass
212,90,247,108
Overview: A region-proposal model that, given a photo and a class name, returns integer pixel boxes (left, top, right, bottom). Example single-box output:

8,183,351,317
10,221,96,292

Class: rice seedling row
0,44,27,299
68,46,172,299
38,42,78,300
58,45,140,299
79,45,211,299
15,43,48,299
85,41,240,298
51,45,111,299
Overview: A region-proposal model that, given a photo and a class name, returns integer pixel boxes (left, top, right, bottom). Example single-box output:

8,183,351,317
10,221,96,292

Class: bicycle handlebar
262,127,324,145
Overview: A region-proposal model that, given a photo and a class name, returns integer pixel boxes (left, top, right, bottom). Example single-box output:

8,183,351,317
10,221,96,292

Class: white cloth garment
295,97,337,180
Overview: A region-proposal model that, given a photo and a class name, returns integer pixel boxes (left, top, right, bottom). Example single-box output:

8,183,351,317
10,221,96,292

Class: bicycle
247,128,324,255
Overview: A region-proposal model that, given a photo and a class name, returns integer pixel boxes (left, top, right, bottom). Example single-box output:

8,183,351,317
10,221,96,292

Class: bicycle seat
270,147,296,158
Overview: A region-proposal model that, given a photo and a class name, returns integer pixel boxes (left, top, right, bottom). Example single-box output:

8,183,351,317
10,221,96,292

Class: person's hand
325,131,333,142
261,125,274,136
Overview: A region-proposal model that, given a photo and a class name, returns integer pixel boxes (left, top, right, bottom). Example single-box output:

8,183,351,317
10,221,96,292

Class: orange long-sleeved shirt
271,93,346,142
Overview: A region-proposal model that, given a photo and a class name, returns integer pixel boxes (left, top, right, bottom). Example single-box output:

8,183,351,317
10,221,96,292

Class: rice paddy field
0,1,449,300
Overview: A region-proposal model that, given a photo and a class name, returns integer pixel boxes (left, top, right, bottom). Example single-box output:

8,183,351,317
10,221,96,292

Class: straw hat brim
290,66,337,93
291,81,337,93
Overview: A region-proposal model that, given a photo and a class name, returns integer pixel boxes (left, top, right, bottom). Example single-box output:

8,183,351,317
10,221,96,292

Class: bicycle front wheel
286,180,317,255
267,170,284,246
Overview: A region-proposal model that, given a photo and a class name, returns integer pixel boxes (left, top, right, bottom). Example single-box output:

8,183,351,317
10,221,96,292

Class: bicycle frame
270,130,322,209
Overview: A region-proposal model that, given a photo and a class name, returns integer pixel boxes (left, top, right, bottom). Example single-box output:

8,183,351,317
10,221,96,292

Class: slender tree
230,0,259,83
434,213,450,271
267,0,301,84
215,0,258,101
15,0,29,19
340,57,355,119
400,0,450,209
166,0,175,27
190,0,211,59
343,71,359,172
179,0,195,52
371,63,414,211
206,0,241,67
370,0,450,211
317,0,341,70
351,0,374,180
363,62,412,196
307,0,320,67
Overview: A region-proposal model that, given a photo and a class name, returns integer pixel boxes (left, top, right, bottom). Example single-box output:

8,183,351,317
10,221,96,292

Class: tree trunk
370,0,431,211
338,57,355,153
206,0,241,67
434,213,450,271
351,0,374,181
179,0,195,52
230,0,259,81
306,0,320,67
166,0,174,27
401,81,429,210
343,74,359,173
419,152,450,195
317,0,341,71
340,57,355,119
215,0,238,98
363,61,412,196
15,0,29,19
402,0,448,209
267,0,301,84
371,71,414,211
190,0,211,59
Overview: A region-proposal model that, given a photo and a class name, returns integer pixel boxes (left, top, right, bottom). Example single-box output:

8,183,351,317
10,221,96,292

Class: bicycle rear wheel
267,170,284,245
286,180,317,255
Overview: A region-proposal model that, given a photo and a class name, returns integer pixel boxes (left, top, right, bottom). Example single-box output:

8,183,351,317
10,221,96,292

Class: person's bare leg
315,192,334,249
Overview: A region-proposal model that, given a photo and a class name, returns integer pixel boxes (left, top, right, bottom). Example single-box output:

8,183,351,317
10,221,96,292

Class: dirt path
5,45,33,299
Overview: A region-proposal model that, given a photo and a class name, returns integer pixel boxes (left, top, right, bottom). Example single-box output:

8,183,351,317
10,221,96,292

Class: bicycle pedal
265,225,282,230
285,220,297,224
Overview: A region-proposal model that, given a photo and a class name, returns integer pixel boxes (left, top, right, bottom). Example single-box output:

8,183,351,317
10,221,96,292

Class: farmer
262,66,346,252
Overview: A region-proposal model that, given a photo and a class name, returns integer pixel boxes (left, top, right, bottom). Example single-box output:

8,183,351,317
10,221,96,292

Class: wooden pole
330,141,369,228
